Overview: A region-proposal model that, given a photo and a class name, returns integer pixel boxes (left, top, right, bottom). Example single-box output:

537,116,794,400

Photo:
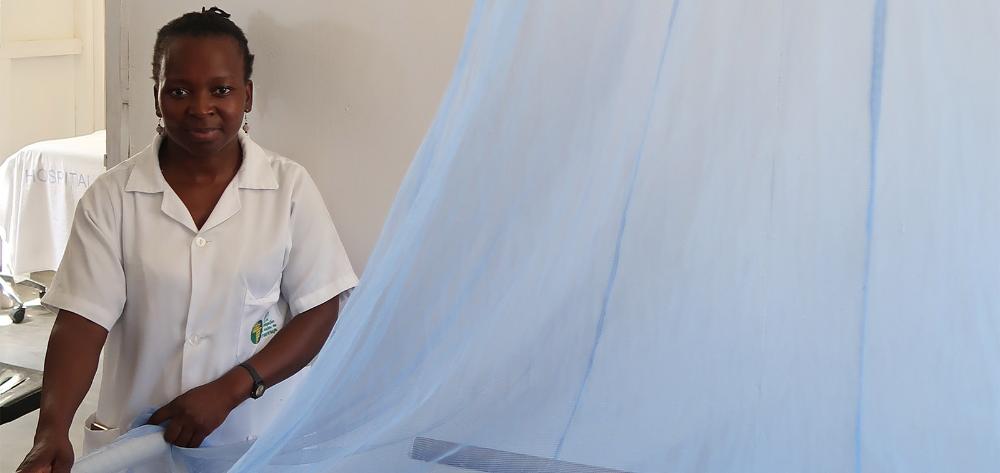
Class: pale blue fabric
74,1,1000,471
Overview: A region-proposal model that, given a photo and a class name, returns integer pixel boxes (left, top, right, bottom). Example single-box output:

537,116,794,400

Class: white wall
0,0,105,158
107,1,473,271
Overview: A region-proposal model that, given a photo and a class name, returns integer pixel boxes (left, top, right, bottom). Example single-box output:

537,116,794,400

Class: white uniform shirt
42,132,358,450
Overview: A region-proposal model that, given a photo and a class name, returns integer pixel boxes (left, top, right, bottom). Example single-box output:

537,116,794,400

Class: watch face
254,384,266,398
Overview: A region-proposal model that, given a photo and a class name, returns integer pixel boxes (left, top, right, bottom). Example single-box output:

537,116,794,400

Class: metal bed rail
0,272,46,324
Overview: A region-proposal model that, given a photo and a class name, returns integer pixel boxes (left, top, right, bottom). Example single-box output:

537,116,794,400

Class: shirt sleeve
41,181,126,331
281,170,358,316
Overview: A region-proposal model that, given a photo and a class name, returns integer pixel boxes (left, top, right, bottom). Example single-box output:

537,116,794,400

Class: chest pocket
237,243,288,362
237,278,287,362
235,203,291,362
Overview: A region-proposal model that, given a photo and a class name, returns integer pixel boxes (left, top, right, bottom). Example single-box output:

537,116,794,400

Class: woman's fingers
175,426,196,448
162,418,183,445
15,458,54,473
189,431,209,449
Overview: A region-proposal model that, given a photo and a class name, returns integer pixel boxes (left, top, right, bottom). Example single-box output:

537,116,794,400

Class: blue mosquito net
74,0,1000,471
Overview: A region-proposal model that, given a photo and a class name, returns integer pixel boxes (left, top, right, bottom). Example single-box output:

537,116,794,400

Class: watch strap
238,362,266,399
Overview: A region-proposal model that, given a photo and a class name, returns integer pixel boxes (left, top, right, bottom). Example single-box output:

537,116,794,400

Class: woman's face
155,35,252,158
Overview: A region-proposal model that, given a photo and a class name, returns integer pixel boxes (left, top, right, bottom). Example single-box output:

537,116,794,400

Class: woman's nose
188,92,215,116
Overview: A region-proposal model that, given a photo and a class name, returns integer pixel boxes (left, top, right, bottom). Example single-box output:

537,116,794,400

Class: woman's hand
16,430,74,473
146,371,249,448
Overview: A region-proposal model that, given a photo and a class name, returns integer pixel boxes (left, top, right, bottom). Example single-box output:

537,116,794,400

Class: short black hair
151,7,255,82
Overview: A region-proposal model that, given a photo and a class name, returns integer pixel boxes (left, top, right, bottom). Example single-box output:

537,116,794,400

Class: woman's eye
168,89,188,98
214,86,233,96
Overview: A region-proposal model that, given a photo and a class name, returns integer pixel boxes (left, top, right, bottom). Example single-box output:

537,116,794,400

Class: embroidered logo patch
250,316,279,345
250,320,263,344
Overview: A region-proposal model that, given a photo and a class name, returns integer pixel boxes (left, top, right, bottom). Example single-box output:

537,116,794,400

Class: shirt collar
236,132,280,190
124,131,279,193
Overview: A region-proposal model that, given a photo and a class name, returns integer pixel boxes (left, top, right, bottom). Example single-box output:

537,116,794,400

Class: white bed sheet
0,130,106,278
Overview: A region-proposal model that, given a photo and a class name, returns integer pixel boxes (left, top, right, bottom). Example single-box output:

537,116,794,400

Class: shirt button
195,237,207,247
188,335,200,345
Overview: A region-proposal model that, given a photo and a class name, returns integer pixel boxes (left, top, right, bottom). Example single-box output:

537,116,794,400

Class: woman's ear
244,80,254,113
153,84,162,118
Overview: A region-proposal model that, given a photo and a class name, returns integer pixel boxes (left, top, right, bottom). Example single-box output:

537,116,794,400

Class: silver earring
242,111,250,133
156,118,164,135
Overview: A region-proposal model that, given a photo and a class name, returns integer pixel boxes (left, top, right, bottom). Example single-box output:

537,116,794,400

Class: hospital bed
0,130,106,323
0,362,43,425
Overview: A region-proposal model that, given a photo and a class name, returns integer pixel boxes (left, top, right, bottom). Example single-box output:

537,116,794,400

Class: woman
18,7,357,472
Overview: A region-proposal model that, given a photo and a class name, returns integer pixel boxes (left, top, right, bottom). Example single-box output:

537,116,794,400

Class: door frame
104,0,129,167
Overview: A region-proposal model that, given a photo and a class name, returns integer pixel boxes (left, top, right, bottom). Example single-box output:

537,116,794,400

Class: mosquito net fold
73,1,1000,472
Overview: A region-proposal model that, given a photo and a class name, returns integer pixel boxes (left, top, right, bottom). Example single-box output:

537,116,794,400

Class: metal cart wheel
10,306,25,324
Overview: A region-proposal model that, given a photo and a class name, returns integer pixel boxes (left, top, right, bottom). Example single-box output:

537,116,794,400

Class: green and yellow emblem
250,320,263,344
250,316,279,345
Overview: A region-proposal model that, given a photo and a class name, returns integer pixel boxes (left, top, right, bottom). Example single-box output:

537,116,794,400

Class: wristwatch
238,362,266,399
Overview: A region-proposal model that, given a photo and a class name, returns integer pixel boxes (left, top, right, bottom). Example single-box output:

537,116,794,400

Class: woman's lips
186,128,222,141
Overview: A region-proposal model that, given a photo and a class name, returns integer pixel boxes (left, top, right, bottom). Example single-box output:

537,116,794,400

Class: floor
0,272,102,472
